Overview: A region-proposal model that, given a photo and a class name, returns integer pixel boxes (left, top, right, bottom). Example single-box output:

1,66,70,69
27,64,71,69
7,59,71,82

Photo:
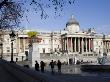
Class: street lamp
9,30,16,63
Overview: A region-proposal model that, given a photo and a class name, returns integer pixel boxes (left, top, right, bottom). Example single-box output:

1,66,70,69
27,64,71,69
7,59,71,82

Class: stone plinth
28,43,40,67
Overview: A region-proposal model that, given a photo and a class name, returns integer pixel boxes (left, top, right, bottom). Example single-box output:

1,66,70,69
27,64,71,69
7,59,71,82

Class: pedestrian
35,61,39,71
49,60,55,74
22,56,24,61
40,61,45,73
16,58,18,62
57,60,62,73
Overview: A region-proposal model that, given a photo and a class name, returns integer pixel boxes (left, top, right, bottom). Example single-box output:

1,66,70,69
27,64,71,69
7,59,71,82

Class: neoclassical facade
0,16,110,64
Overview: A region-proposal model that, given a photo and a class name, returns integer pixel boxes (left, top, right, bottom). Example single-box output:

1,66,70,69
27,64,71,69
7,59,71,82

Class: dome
65,15,80,33
66,15,79,27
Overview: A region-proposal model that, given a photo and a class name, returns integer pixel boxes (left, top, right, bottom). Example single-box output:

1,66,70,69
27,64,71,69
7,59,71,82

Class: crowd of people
35,60,62,74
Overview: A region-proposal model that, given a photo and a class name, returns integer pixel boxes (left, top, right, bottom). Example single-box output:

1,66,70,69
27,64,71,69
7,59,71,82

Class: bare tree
0,0,23,30
0,0,76,30
26,0,76,19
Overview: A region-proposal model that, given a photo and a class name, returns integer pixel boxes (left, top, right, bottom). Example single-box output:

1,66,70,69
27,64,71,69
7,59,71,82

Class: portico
62,35,93,54
60,16,96,64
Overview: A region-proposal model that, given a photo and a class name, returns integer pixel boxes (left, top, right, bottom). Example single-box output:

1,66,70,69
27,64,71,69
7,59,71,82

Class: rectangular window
54,48,57,52
7,50,10,52
48,48,50,52
43,40,45,44
43,48,45,53
83,54,87,56
94,54,98,56
7,47,10,52
88,54,93,56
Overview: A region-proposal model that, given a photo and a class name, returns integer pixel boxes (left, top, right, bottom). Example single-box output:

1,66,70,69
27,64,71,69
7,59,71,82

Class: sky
21,0,110,34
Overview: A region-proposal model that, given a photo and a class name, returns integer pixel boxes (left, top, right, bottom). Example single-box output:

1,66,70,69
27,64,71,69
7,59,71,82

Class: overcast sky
21,0,110,34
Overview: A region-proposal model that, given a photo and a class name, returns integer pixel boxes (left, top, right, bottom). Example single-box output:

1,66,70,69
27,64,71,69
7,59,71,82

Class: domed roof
66,15,79,27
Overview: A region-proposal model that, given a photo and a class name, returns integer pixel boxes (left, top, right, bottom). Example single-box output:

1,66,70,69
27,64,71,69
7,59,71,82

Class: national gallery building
0,16,110,64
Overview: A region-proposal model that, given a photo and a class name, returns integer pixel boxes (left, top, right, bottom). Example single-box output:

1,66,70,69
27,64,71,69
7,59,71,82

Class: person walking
40,61,45,73
49,60,55,74
35,61,39,71
57,60,62,73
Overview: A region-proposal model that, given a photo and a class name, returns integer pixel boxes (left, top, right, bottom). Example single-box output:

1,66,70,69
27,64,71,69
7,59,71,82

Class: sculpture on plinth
27,31,42,67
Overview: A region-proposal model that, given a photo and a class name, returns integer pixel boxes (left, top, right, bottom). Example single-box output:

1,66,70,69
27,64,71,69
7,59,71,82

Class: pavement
40,65,110,82
0,60,19,82
1,59,110,82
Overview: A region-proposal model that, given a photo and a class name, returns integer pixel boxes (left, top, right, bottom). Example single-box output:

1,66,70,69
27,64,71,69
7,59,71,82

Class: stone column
105,41,106,52
73,38,74,52
20,38,24,52
85,38,87,52
108,42,109,52
108,42,110,52
92,38,94,51
23,37,26,52
78,38,80,52
106,41,108,52
74,37,76,52
62,39,64,51
91,38,93,52
64,38,67,50
64,38,66,51
81,38,84,52
109,42,110,52
67,37,69,52
89,38,90,52
63,39,64,51
71,37,73,52
103,41,105,52
18,37,21,53
107,41,108,52
16,38,19,55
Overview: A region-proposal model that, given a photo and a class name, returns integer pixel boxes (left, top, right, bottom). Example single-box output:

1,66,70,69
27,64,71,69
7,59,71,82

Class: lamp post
9,30,16,63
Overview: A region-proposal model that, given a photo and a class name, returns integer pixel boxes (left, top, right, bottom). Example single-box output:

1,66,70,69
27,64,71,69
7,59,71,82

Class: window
49,40,51,42
88,54,93,56
54,48,57,52
48,48,50,52
43,40,45,43
7,47,10,52
96,48,98,52
7,39,9,42
107,49,109,52
42,48,45,53
96,41,98,45
101,42,102,45
83,54,87,56
55,40,56,42
7,50,10,52
38,48,39,52
58,45,59,48
94,54,98,56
